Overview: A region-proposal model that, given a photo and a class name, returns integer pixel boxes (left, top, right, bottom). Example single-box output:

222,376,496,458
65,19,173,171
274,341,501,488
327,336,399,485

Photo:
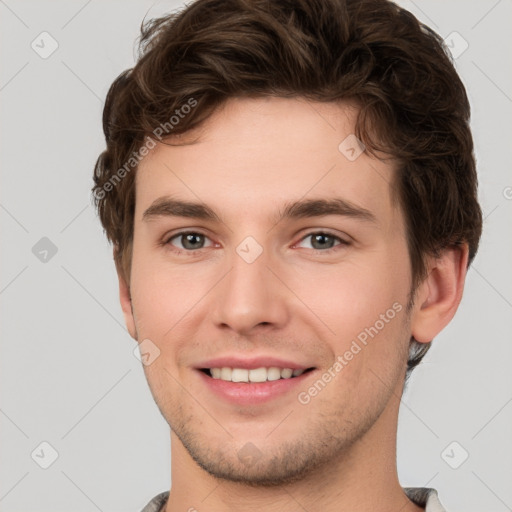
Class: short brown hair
92,0,482,377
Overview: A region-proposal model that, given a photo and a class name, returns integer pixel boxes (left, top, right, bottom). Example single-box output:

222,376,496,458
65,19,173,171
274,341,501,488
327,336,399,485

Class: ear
411,244,469,343
114,248,137,340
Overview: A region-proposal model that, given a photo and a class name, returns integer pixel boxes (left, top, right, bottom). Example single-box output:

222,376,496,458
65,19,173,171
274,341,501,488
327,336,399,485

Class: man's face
125,97,414,485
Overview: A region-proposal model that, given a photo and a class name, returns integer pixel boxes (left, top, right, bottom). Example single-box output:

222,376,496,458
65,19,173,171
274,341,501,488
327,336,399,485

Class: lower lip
196,370,314,405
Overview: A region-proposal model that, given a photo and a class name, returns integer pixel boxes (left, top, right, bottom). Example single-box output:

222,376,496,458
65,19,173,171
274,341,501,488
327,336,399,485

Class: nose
211,245,290,336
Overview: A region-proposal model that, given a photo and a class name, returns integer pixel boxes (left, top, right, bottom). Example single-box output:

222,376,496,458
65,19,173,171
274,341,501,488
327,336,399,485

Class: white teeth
231,368,249,382
208,366,306,382
280,368,293,378
267,367,281,381
249,367,267,382
220,367,232,380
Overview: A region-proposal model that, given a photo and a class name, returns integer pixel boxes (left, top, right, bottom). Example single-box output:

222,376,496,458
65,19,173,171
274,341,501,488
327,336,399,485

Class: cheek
128,246,217,354
129,230,411,353
129,249,178,337
300,257,407,332
295,250,410,382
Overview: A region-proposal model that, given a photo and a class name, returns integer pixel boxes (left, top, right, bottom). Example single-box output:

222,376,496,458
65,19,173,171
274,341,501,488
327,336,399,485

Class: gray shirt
141,487,448,512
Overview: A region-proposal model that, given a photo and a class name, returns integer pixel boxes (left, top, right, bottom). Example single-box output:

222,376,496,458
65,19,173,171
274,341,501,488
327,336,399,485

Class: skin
117,97,468,512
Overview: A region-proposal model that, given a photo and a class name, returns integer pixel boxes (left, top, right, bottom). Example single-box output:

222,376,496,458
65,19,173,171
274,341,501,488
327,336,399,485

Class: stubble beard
166,397,384,488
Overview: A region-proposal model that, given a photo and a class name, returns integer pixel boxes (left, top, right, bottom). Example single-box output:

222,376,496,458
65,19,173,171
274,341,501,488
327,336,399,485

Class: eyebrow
142,196,377,225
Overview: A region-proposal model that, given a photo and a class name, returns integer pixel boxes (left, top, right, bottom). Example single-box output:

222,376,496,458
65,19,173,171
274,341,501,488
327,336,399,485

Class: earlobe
411,244,469,344
114,249,138,340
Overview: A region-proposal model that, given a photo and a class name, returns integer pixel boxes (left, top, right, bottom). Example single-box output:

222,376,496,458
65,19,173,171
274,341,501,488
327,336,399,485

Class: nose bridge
211,237,289,334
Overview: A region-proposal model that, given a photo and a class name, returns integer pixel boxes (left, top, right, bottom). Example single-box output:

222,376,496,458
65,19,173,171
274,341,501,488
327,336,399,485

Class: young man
92,0,482,510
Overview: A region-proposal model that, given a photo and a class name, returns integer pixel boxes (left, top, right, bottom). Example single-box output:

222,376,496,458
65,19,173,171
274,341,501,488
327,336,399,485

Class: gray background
0,1,511,511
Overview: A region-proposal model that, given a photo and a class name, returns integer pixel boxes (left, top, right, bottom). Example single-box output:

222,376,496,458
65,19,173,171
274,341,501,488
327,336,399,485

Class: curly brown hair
92,0,482,378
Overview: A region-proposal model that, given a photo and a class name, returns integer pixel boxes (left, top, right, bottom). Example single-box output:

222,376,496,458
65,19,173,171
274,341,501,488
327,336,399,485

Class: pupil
313,234,333,249
183,233,203,249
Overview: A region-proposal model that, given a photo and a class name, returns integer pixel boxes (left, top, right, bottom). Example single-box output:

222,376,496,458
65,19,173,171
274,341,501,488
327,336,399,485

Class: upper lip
196,356,314,370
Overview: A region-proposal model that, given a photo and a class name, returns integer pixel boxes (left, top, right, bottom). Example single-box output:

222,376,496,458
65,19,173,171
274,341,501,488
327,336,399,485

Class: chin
175,427,341,487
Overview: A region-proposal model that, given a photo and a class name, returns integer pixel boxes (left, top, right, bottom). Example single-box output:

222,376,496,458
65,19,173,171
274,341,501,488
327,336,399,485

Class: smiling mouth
199,367,315,383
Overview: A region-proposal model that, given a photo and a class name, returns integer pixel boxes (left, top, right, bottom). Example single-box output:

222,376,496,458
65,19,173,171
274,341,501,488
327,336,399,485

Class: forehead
135,97,399,229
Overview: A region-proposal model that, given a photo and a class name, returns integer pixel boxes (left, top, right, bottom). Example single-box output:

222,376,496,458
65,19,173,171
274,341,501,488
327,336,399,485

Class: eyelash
162,230,350,256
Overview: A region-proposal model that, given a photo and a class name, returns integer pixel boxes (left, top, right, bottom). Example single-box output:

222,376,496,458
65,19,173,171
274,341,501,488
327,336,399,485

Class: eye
165,231,214,252
162,230,349,255
296,231,349,253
